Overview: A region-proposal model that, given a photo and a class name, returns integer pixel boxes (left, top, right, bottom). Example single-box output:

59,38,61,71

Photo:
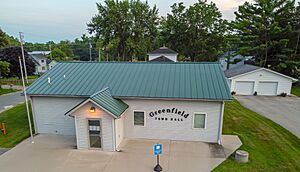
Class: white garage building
225,64,297,96
27,62,231,151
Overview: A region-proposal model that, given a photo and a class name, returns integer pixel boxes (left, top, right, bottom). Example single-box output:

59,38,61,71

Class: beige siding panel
31,96,84,135
72,102,114,151
115,114,125,148
123,99,222,143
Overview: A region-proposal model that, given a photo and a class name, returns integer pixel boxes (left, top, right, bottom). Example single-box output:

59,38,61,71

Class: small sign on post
153,143,162,172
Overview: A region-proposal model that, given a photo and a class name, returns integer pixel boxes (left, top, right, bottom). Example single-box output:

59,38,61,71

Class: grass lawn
214,100,300,172
292,86,300,97
0,103,34,148
0,88,19,95
0,75,39,86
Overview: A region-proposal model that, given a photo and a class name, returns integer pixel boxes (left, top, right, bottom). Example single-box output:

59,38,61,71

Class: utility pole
49,44,52,60
19,32,28,84
18,56,34,143
89,42,92,61
98,47,101,62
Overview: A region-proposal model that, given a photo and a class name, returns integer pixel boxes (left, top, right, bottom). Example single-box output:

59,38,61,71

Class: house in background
148,46,178,62
29,51,57,74
225,64,298,96
47,59,57,70
219,51,253,71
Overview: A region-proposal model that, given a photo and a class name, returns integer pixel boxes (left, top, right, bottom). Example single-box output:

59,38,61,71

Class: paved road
0,92,24,112
236,95,300,138
0,148,9,155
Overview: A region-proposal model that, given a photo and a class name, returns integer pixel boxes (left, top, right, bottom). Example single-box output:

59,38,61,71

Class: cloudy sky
0,0,297,43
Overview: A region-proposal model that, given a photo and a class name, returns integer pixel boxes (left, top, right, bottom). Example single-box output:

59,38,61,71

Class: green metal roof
27,61,232,101
65,88,128,117
90,88,128,117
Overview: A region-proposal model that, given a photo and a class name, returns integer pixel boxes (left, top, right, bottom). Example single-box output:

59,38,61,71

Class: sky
0,0,298,43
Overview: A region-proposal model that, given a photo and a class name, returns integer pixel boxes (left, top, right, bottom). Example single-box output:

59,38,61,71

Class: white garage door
32,97,84,135
235,81,255,95
257,81,278,96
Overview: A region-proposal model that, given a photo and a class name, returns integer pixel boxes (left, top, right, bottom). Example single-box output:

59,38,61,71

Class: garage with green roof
27,61,231,151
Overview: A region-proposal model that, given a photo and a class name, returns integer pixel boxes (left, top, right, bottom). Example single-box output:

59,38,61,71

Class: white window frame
133,110,146,127
192,112,207,129
87,118,103,150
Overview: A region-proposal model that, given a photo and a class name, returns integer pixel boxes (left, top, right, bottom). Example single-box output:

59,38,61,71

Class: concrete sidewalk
0,134,241,172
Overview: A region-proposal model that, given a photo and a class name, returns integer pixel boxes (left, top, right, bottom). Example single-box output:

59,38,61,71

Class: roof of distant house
28,51,51,55
27,61,232,101
149,55,174,62
224,64,261,78
148,47,178,54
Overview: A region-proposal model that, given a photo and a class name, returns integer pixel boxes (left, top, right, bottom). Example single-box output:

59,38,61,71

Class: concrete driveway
0,135,241,172
236,95,300,137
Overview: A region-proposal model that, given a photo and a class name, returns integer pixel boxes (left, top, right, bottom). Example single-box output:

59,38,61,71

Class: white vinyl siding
123,99,222,143
31,96,84,135
194,113,206,129
115,115,125,148
230,69,293,95
72,102,114,151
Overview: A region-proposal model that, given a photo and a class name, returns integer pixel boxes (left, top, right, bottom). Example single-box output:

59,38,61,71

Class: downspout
217,101,225,145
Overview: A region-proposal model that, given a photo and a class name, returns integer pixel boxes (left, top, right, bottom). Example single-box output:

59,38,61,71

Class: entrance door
88,119,102,149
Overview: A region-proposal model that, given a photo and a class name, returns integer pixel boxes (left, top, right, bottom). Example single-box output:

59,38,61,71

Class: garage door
235,81,255,95
257,81,278,96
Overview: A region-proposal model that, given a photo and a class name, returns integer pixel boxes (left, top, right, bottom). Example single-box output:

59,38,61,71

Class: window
134,111,145,126
88,119,101,148
41,60,44,63
42,66,46,70
193,113,206,129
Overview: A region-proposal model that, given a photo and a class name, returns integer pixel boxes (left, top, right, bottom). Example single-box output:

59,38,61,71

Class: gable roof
225,64,298,81
148,47,178,54
149,55,174,62
224,64,261,78
27,61,232,101
65,88,128,118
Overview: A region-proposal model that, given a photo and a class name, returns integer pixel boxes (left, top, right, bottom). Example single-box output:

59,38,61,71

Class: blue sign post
154,143,163,172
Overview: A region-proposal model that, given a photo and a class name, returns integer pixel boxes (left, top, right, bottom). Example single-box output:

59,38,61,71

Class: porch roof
65,88,128,118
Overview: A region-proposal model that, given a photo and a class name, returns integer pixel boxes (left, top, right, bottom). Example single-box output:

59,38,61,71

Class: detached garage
225,64,298,96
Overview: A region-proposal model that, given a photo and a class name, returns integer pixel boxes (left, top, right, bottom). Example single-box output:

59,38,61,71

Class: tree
0,29,10,48
0,61,10,77
232,0,295,68
0,47,35,78
160,0,227,61
87,0,159,61
51,48,67,61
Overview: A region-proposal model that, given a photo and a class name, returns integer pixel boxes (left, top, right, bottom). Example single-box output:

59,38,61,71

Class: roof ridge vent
48,77,51,85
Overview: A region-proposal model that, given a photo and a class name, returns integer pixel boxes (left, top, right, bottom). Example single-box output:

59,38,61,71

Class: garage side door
235,81,254,95
257,82,278,96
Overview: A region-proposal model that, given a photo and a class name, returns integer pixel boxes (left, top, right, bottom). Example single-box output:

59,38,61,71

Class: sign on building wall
149,108,190,122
